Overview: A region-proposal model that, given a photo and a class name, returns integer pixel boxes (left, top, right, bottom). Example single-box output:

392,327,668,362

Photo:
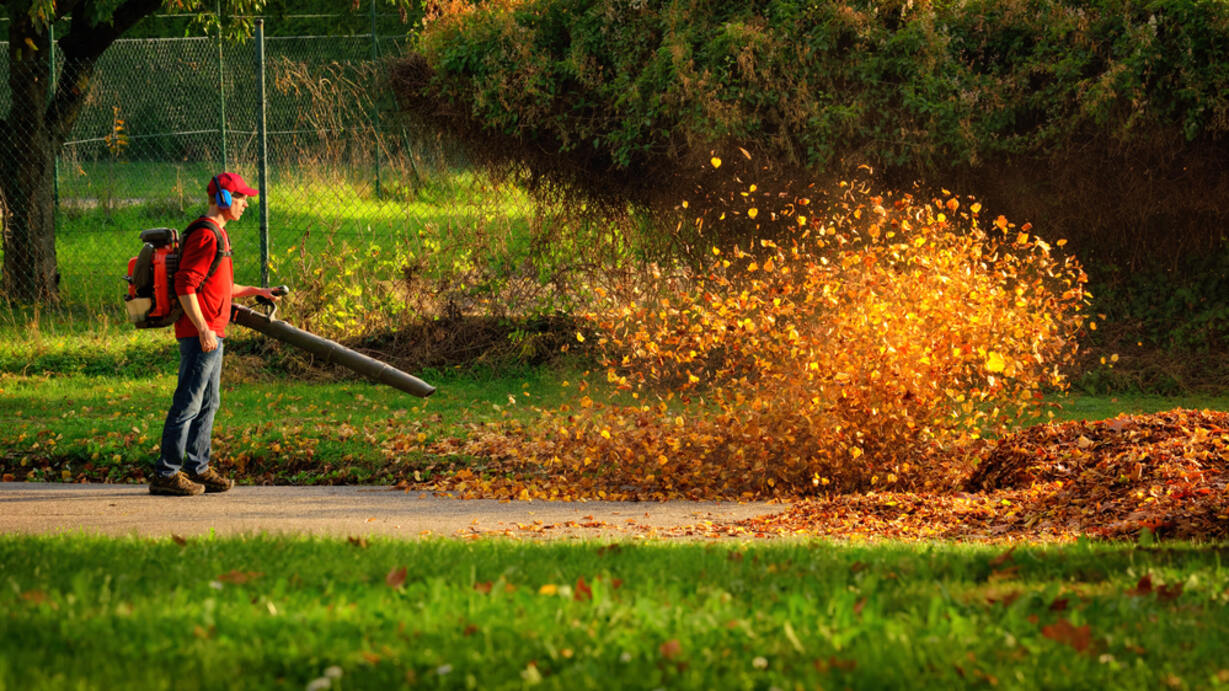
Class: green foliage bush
406,0,1229,180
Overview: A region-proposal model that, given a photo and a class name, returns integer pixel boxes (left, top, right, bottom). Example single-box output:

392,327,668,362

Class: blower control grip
256,285,290,307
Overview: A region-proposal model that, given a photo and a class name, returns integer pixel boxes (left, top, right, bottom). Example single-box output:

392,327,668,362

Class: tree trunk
2,15,59,303
1,0,165,304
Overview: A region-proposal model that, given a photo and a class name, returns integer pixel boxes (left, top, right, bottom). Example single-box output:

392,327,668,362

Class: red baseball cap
207,172,258,198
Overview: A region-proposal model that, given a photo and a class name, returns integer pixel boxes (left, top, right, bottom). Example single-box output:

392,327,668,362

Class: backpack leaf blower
125,228,435,397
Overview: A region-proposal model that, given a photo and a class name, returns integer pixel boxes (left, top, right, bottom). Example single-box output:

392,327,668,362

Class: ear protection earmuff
212,175,232,209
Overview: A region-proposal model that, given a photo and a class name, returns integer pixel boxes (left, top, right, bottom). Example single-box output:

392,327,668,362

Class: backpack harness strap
180,218,232,290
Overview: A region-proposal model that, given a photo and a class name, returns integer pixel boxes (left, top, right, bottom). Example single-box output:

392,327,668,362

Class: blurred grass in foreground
0,535,1226,689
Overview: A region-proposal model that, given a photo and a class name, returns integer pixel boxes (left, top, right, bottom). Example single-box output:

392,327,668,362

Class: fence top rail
0,33,393,48
63,126,385,146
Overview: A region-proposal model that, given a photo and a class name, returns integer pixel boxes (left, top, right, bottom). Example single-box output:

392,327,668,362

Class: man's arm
232,284,281,300
178,292,218,352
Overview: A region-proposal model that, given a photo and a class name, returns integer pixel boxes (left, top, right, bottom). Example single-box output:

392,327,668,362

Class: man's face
223,194,249,222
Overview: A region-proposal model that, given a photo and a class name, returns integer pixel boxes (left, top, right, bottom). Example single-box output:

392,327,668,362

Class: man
149,172,280,496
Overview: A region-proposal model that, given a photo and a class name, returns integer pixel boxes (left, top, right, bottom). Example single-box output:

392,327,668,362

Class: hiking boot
149,472,205,496
185,467,233,493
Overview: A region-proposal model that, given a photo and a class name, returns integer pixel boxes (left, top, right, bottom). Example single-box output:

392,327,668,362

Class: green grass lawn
0,331,581,484
3,334,1226,487
1,536,1226,689
1,321,1227,486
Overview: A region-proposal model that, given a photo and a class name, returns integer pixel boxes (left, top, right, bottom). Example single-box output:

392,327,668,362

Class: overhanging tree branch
48,0,163,136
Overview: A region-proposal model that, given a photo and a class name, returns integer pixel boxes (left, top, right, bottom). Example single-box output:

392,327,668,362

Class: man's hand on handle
254,285,289,306
233,284,286,303
256,286,285,302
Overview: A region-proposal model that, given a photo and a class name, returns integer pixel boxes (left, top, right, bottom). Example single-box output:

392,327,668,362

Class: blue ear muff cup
212,176,232,209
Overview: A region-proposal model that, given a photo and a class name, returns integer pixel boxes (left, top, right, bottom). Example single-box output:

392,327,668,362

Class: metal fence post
218,0,228,170
370,0,382,199
256,18,269,288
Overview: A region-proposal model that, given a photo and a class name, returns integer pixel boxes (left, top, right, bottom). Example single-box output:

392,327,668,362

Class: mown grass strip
0,536,1226,689
2,348,1227,486
0,359,581,483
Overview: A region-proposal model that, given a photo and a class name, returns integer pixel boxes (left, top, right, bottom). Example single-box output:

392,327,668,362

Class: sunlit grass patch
0,361,582,485
0,536,1226,689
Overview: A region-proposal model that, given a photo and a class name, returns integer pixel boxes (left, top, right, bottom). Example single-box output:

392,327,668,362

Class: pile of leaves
968,408,1229,539
720,409,1229,541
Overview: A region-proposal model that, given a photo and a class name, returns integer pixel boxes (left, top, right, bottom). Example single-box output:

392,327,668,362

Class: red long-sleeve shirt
173,218,233,339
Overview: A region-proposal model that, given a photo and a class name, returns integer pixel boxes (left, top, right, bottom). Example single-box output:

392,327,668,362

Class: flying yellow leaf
710,157,722,169
985,352,1006,373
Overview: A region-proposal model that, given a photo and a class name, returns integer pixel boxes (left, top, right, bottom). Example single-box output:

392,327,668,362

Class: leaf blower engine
124,227,186,329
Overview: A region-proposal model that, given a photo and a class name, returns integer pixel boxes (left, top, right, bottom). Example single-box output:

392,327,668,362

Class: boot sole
186,477,233,493
149,486,204,496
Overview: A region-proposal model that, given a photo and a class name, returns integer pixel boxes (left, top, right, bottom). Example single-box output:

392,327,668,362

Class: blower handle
254,285,290,318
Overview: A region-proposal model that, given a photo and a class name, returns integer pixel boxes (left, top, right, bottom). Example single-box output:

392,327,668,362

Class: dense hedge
393,0,1229,363
399,0,1229,179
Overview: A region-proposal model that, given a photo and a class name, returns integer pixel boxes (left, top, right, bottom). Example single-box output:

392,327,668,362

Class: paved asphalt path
0,483,781,539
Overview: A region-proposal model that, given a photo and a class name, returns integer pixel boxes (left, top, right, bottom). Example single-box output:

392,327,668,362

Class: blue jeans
156,337,224,478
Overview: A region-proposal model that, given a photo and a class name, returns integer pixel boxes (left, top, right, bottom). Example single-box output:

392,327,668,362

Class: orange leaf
386,566,407,589
217,570,263,584
574,576,593,601
1041,618,1091,652
1157,583,1184,602
1126,574,1153,597
660,639,683,660
989,545,1016,567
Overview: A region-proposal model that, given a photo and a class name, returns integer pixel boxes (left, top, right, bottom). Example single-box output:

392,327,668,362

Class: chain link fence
0,10,559,341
